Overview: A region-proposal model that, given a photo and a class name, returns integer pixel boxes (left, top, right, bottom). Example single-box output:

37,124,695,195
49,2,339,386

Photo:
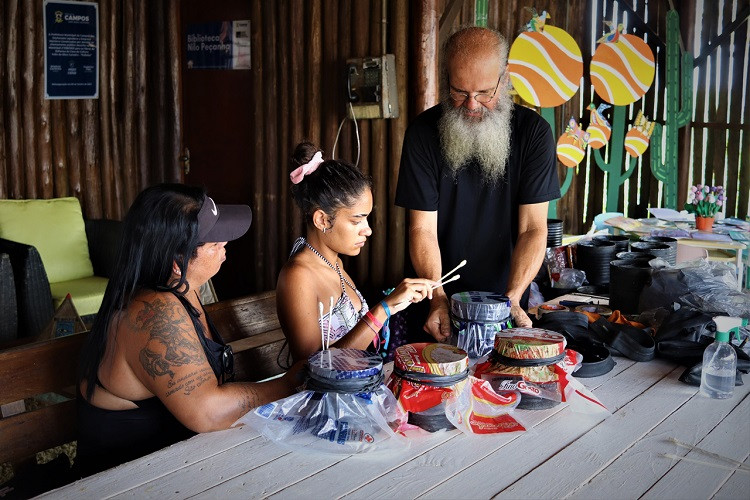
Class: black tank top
76,292,234,477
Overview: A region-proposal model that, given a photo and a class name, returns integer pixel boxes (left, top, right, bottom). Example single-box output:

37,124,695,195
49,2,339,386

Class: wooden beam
439,0,464,48
693,4,750,68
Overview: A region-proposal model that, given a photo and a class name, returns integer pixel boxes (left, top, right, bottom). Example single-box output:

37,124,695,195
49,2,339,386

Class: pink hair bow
290,151,324,184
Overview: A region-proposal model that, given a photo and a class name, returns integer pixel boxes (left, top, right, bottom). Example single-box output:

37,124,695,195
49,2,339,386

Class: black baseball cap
196,195,252,243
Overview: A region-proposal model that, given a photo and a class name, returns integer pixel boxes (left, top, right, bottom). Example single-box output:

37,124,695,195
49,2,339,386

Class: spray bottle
699,317,740,399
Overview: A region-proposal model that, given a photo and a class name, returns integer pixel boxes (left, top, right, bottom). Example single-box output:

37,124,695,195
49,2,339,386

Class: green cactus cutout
650,10,692,209
474,0,488,27
593,105,639,213
540,107,574,218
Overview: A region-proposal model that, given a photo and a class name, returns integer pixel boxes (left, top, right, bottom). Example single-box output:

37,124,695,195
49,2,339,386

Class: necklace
303,240,357,293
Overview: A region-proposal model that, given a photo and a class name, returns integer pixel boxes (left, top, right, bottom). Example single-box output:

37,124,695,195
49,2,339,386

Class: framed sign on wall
43,0,99,99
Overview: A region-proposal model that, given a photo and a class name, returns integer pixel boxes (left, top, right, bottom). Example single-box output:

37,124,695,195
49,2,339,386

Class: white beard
438,95,513,185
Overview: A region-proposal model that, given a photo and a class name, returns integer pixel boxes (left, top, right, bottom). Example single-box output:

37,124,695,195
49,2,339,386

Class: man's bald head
444,27,508,71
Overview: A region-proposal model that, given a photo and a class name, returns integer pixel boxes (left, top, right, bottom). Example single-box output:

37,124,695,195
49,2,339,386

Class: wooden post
22,0,37,198
263,1,280,289
35,0,53,200
370,0,387,284
289,0,304,245
251,0,265,290
135,0,148,204
167,0,182,183
6,0,22,199
387,0,408,285
352,0,370,283
412,0,438,116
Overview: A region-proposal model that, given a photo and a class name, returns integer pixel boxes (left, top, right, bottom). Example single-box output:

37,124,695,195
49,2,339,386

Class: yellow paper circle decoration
508,25,583,108
590,34,655,105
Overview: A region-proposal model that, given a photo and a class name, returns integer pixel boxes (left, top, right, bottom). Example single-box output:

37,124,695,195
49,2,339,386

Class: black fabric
653,305,750,386
395,103,560,307
533,312,616,377
75,292,234,478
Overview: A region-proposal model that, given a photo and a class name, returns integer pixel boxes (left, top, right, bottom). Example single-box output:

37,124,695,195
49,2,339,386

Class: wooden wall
0,0,182,219
0,0,747,298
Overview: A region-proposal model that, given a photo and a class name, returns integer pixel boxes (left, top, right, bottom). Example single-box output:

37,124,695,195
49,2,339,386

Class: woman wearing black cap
76,184,303,477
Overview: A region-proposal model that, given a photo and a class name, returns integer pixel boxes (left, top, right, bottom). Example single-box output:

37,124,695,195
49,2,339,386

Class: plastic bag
555,268,586,289
239,387,406,453
388,343,525,435
450,291,513,360
639,259,750,316
236,349,406,454
473,328,609,415
675,260,750,317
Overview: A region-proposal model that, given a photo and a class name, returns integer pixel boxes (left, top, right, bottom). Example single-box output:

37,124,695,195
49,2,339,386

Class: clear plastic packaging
450,291,513,359
640,259,750,316
474,328,609,414
388,343,525,434
236,349,406,453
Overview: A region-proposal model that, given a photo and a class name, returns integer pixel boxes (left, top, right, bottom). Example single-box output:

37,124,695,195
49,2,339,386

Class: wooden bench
0,290,285,476
204,290,287,381
0,333,85,468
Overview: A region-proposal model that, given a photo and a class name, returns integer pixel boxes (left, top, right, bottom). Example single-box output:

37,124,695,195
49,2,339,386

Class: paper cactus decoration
557,117,590,167
590,23,655,212
650,10,693,209
508,12,583,217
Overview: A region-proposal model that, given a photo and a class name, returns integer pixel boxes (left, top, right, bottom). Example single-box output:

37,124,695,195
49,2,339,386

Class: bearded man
395,26,559,340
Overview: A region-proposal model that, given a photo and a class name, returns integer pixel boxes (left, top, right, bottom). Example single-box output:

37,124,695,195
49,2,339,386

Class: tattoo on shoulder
136,297,205,380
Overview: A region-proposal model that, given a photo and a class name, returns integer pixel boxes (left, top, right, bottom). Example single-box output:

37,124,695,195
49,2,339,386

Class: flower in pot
684,184,724,230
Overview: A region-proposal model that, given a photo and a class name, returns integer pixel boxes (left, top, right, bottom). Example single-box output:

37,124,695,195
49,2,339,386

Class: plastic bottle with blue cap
699,317,739,399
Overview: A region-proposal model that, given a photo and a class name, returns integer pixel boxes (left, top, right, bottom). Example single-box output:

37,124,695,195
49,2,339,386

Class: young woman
276,142,436,363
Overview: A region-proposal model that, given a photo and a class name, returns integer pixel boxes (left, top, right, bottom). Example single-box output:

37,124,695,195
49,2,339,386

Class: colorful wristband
365,310,383,330
380,301,391,319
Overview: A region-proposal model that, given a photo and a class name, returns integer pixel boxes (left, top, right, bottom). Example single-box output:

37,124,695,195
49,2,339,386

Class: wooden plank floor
43,357,750,499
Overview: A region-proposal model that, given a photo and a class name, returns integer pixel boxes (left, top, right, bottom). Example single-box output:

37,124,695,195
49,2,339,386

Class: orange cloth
577,309,646,329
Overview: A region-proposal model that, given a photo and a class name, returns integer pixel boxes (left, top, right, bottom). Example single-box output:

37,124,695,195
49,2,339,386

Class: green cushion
50,276,109,316
0,198,94,283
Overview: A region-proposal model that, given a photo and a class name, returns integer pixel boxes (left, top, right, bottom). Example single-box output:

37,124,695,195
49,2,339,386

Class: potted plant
684,184,724,231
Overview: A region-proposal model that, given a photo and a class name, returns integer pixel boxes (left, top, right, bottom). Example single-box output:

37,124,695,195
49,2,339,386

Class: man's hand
510,303,533,327
423,297,451,342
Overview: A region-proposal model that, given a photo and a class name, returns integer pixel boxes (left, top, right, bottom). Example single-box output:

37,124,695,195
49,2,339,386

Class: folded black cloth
533,312,616,377
653,305,749,386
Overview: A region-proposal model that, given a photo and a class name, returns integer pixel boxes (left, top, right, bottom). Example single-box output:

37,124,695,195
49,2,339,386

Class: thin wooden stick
318,301,325,355
438,260,467,284
432,274,461,290
668,438,750,471
660,454,750,474
327,296,334,350
395,274,462,308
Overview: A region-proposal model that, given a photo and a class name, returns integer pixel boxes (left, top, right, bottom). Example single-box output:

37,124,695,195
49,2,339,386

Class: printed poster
44,0,99,99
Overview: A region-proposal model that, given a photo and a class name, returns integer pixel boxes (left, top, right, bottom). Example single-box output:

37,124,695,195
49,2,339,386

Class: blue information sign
44,0,99,99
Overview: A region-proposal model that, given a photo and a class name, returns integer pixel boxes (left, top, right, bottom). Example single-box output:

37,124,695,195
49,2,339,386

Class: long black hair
290,142,372,225
79,183,205,401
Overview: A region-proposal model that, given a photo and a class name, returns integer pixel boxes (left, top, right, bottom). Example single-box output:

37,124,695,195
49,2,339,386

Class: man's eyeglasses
449,73,503,104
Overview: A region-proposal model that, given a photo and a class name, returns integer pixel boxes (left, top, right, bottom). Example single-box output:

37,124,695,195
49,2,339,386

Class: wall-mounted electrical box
346,54,399,120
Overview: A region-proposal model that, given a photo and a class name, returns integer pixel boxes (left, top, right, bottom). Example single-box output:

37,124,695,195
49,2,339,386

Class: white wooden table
43,356,749,499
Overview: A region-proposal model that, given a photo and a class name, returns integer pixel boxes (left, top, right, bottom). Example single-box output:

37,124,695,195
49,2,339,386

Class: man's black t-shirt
395,103,560,303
